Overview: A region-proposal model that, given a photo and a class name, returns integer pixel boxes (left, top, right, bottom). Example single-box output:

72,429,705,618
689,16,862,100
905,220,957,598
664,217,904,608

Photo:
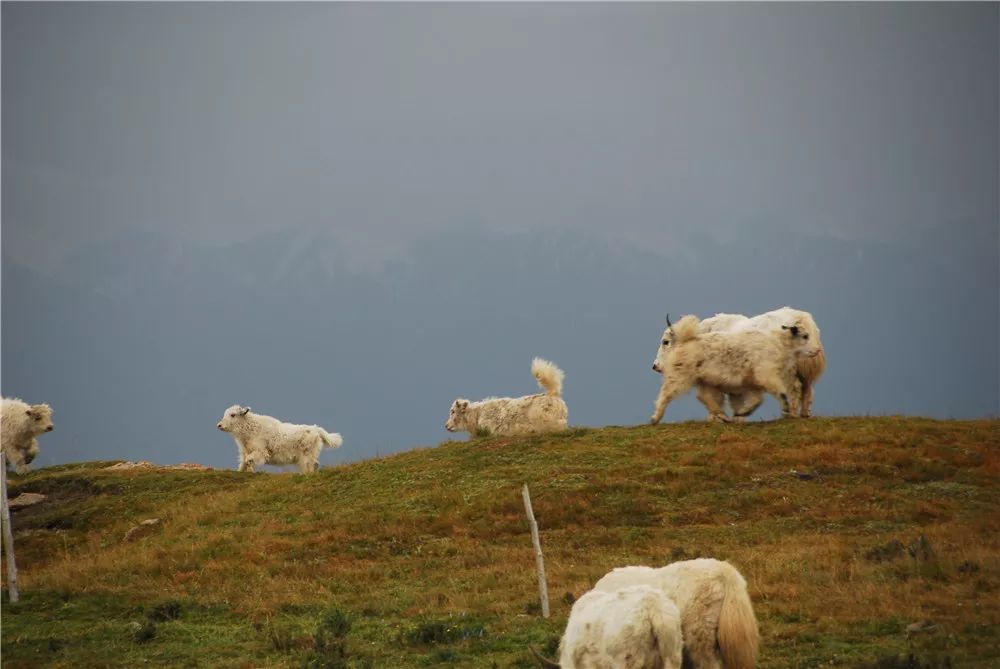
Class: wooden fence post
521,483,549,618
1,453,20,603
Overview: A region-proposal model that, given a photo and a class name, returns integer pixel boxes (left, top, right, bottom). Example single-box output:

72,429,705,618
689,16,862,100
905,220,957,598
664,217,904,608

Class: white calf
1,397,54,474
216,405,342,473
445,358,568,437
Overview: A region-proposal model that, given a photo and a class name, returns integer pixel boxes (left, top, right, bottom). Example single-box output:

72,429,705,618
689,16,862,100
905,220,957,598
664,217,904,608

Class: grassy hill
2,417,998,668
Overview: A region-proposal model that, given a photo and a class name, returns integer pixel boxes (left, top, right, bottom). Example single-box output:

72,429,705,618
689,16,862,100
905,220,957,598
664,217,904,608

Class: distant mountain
2,221,996,468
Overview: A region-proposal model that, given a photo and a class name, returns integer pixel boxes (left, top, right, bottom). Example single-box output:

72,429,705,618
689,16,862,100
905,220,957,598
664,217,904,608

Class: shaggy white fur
556,585,683,669
594,559,759,669
445,358,568,437
216,405,342,474
1,397,53,474
698,307,826,418
650,315,805,424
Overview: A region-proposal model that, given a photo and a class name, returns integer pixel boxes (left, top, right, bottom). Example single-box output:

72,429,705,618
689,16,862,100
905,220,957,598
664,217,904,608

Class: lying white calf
217,405,342,474
445,358,568,437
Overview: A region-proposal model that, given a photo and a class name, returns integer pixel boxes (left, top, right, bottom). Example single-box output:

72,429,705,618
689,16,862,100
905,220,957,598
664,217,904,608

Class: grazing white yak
1,397,54,474
650,315,807,424
531,585,683,669
700,307,825,418
445,358,568,437
216,405,342,473
593,559,759,669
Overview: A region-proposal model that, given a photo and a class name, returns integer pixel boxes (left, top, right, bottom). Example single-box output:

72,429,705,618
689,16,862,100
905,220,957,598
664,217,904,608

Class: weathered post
1,453,20,603
521,483,549,618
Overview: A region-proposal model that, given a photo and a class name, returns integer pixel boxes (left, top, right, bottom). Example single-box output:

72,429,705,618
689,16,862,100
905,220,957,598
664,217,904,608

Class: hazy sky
3,3,998,470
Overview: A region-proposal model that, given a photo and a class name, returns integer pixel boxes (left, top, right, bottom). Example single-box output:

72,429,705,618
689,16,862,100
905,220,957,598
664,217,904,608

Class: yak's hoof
649,417,660,425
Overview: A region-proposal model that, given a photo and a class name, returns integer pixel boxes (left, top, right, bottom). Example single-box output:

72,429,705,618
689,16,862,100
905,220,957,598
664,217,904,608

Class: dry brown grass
2,417,998,667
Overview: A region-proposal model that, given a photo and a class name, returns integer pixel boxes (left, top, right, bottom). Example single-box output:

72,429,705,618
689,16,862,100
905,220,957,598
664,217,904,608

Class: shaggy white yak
531,585,683,669
216,405,342,473
445,358,568,437
593,559,759,669
1,397,54,474
650,315,807,424
699,307,825,418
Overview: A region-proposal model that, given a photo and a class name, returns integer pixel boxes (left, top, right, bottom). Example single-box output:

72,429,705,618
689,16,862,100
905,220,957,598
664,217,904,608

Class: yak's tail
672,315,701,343
717,563,760,669
531,358,564,397
319,429,343,449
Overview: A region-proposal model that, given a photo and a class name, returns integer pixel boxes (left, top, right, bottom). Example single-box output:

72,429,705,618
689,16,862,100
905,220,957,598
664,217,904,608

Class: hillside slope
2,417,998,668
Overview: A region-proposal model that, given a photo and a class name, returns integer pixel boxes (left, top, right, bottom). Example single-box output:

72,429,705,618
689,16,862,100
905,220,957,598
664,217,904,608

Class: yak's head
445,399,470,432
25,403,54,435
781,320,823,358
652,313,677,374
217,405,251,432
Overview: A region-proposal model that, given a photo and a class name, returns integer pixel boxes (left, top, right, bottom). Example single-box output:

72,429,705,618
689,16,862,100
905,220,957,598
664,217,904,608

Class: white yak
651,315,807,424
699,307,825,418
593,559,759,669
1,397,54,474
216,405,342,473
532,585,683,669
445,358,568,437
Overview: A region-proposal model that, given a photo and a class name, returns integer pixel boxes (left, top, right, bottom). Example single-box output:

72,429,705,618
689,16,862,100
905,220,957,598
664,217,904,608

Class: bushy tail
672,315,701,343
717,564,760,669
531,358,564,397
319,429,343,449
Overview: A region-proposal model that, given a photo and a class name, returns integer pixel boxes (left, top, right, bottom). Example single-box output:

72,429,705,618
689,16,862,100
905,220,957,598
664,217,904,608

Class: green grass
2,417,999,667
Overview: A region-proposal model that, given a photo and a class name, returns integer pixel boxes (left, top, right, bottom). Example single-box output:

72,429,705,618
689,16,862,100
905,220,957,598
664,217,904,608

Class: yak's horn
529,645,560,668
665,313,673,329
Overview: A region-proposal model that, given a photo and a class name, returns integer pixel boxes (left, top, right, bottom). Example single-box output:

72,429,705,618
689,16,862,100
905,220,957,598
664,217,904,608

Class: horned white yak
531,585,683,669
650,315,808,424
593,559,759,669
700,307,825,418
445,358,568,437
1,397,54,474
216,405,342,473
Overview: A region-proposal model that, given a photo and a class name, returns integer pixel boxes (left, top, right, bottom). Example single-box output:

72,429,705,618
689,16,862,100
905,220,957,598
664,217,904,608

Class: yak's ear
240,406,251,416
782,325,801,337
25,408,36,419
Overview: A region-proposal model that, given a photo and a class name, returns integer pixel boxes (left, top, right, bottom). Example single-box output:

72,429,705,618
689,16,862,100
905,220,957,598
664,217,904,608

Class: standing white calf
1,397,54,474
532,585,683,669
445,358,568,437
594,559,759,669
216,405,342,473
699,307,825,418
650,315,806,424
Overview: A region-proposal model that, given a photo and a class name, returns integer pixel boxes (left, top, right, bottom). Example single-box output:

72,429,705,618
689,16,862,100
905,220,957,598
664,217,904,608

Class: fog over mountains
2,2,997,468
3,218,996,469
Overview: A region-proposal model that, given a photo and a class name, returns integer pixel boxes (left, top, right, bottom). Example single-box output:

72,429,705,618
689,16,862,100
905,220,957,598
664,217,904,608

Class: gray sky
3,3,998,470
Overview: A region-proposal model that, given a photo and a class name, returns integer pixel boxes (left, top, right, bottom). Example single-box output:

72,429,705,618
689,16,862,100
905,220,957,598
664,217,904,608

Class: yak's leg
729,391,765,421
696,385,731,423
5,448,27,475
800,379,814,418
651,373,692,424
768,376,802,418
